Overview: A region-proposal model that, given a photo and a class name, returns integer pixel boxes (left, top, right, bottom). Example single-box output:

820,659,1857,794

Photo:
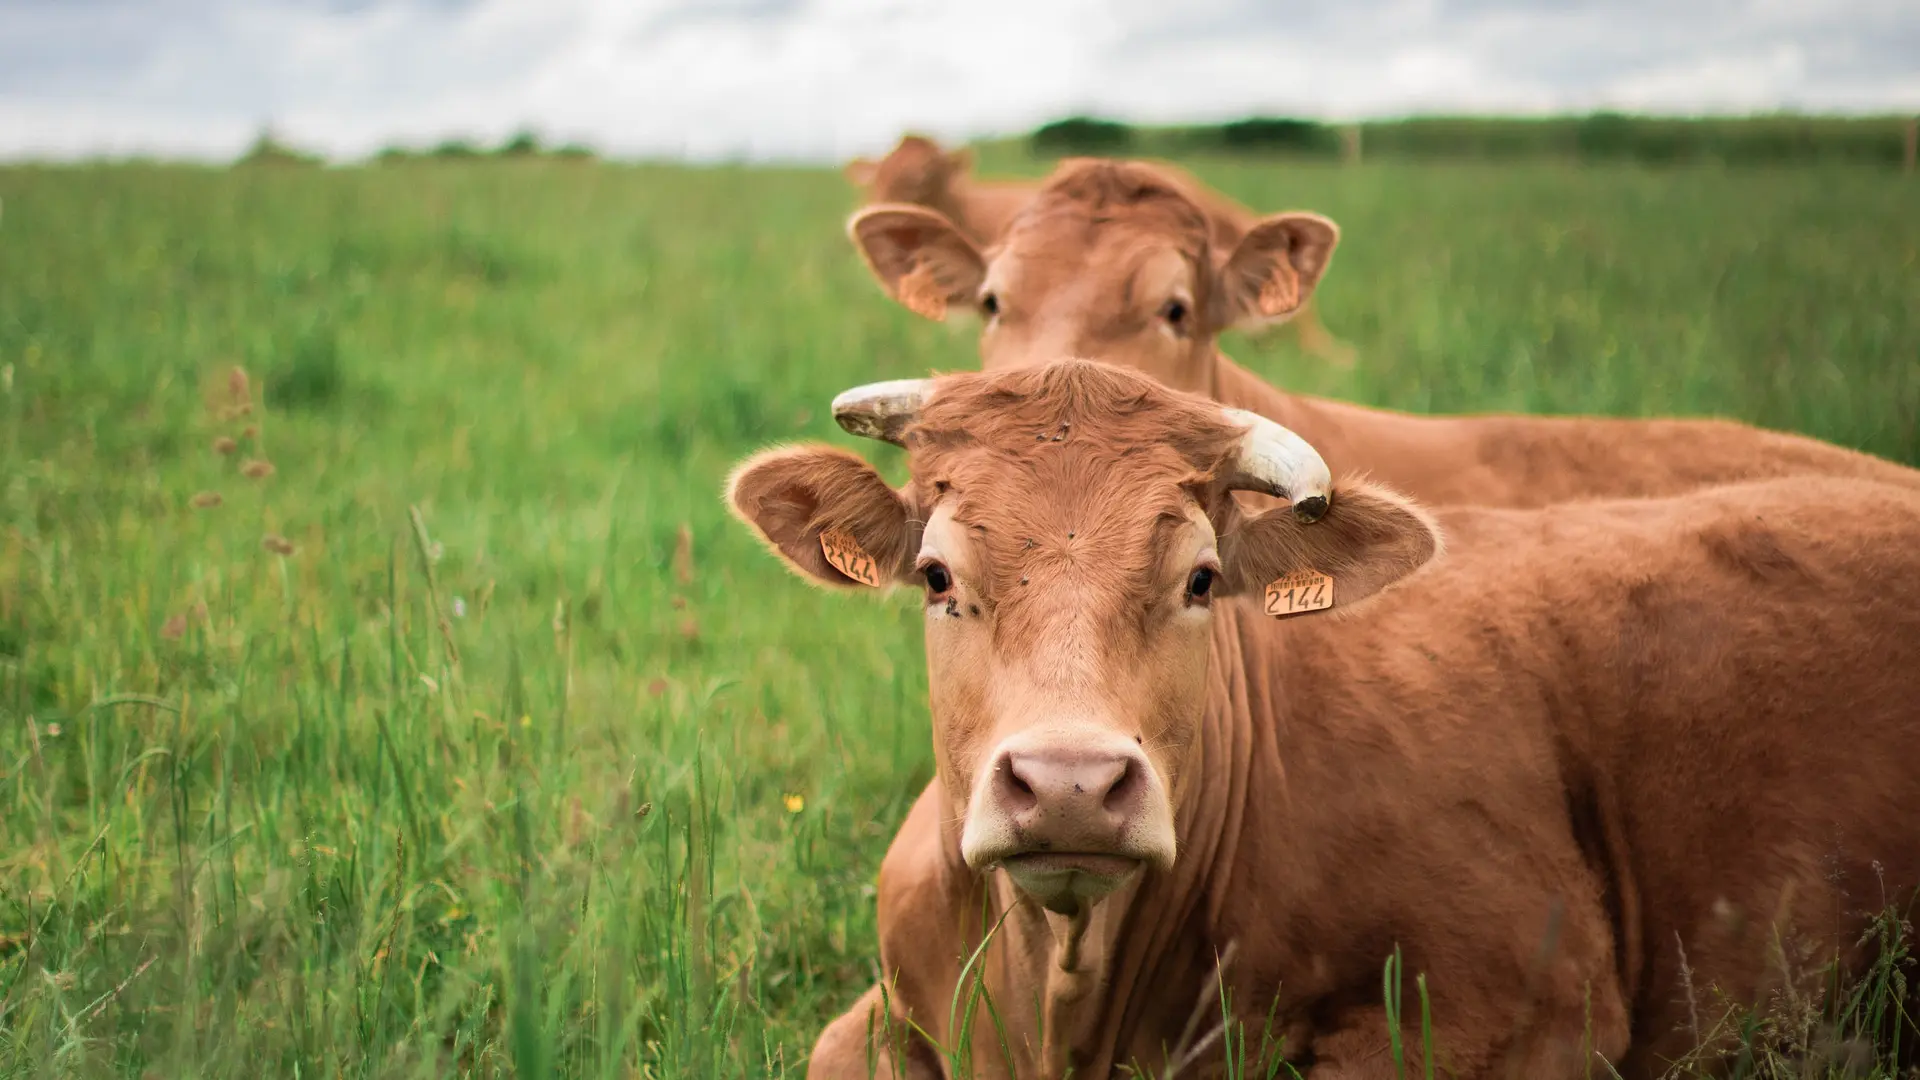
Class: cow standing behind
847,159,1919,509
846,137,1355,365
729,359,1920,1079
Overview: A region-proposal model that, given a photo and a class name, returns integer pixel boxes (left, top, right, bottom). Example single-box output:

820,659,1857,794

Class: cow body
848,159,1917,507
1208,355,1920,508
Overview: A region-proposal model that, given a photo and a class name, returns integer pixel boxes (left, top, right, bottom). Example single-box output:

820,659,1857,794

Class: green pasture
0,157,1915,1076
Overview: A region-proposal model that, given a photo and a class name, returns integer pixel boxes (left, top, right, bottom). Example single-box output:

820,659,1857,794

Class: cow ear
944,145,975,173
1218,481,1441,613
1213,212,1340,330
726,445,918,590
847,204,988,322
844,157,878,187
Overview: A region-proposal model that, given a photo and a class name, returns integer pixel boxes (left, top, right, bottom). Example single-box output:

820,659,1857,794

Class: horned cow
846,159,1919,509
729,359,1920,1079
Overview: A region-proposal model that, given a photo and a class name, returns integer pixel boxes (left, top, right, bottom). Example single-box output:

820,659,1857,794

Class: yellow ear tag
820,526,882,587
1264,569,1334,618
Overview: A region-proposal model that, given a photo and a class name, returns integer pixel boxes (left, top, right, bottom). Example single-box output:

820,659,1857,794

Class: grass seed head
242,459,276,479
673,522,695,585
161,614,187,640
262,534,296,556
213,436,238,455
228,365,251,403
190,491,223,509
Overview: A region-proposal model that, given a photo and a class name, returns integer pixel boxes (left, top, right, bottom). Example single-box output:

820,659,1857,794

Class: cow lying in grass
846,137,1355,364
848,159,1918,508
728,359,1920,1078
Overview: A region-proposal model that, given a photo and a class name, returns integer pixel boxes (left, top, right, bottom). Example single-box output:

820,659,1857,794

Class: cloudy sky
2,0,1916,163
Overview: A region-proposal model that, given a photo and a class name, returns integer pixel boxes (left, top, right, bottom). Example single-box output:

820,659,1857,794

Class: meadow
0,155,1917,1077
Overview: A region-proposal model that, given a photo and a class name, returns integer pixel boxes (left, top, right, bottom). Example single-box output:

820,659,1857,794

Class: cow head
844,134,974,209
848,159,1339,395
728,360,1440,914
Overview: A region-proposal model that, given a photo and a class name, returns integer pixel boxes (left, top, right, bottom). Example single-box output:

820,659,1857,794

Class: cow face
849,160,1338,396
728,361,1437,913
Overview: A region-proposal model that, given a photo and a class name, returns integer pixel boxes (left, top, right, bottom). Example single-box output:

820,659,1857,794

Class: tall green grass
0,158,1916,1076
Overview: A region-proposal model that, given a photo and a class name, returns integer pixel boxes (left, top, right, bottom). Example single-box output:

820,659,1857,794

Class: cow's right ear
944,145,975,174
726,445,918,589
847,204,988,321
844,157,878,187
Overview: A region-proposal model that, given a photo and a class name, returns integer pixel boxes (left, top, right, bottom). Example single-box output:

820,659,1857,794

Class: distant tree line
373,129,596,164
1031,113,1920,168
233,127,598,167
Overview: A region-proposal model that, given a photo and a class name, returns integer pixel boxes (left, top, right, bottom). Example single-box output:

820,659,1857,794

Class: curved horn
831,378,933,447
1220,407,1333,523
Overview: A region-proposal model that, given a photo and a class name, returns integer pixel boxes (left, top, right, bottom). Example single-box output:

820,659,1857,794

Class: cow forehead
913,443,1211,608
993,202,1210,305
904,363,1243,475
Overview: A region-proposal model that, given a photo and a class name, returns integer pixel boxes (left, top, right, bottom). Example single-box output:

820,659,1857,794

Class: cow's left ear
726,445,918,589
1218,481,1442,612
1213,212,1340,330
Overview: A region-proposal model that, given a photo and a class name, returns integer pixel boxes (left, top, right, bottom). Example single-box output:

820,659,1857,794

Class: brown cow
846,137,1355,362
846,158,1918,508
845,134,1038,249
729,359,1920,1078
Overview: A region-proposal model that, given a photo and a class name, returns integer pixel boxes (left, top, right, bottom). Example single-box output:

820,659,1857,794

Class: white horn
1220,407,1333,522
831,378,934,447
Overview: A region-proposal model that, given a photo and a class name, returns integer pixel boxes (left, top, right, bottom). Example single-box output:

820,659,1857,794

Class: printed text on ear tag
1264,569,1334,618
820,526,882,587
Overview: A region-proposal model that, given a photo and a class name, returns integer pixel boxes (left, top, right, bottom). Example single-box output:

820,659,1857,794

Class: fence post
1904,117,1917,175
1341,124,1363,166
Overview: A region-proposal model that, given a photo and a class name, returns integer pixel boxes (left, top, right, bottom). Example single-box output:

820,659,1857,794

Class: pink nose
986,743,1149,853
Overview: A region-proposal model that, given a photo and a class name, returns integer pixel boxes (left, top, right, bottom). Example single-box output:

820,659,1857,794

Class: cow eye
923,561,954,599
1161,299,1189,331
1186,566,1214,605
980,292,1000,317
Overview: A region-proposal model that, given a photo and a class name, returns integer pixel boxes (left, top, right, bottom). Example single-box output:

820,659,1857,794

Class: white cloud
0,0,1914,163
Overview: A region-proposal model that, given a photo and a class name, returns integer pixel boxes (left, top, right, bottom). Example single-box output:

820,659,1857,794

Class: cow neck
1208,348,1417,489
978,600,1261,1077
1208,349,1325,435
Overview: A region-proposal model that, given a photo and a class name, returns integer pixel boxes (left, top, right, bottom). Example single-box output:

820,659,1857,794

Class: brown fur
728,361,1920,1079
848,158,1920,508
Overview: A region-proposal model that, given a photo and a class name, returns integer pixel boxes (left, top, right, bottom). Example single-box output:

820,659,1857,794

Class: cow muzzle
960,730,1177,910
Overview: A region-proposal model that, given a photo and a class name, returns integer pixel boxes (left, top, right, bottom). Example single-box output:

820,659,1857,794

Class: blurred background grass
0,154,1916,1076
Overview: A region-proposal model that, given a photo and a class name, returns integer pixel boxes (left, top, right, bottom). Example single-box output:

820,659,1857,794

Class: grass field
1,157,1917,1077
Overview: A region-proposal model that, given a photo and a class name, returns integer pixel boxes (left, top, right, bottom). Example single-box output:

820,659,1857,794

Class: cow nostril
996,753,1039,813
1103,756,1143,815
1009,769,1034,798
